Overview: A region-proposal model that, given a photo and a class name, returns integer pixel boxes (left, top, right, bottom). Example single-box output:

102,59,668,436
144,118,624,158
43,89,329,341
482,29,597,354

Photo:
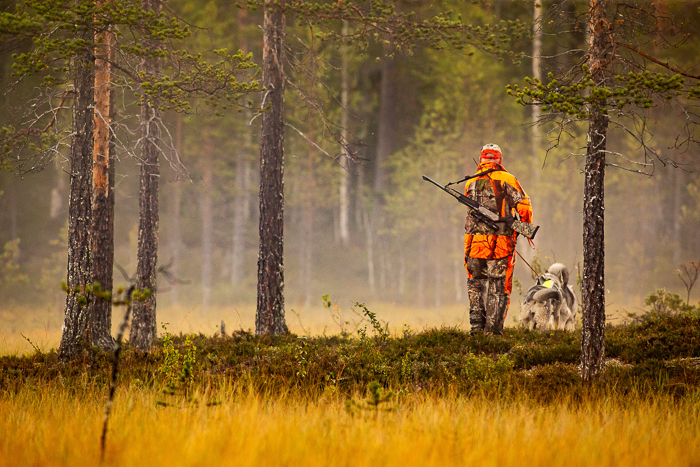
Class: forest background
1,0,699,351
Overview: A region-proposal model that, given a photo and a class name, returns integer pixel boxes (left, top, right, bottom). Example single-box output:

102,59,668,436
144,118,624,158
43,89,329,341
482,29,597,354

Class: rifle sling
444,167,503,187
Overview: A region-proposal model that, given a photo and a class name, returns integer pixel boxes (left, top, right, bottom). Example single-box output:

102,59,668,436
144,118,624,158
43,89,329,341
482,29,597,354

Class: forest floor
1,291,699,466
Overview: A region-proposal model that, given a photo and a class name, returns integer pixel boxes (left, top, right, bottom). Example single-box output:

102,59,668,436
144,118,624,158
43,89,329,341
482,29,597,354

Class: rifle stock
422,174,539,240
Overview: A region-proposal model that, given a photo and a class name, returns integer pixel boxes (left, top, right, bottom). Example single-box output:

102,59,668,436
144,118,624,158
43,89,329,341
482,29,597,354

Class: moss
2,314,700,401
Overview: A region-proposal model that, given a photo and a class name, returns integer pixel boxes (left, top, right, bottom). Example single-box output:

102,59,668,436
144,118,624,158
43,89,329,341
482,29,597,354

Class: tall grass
1,382,699,467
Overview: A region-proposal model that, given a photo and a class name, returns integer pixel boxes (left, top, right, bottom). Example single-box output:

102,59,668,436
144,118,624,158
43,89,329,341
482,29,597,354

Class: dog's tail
533,288,561,303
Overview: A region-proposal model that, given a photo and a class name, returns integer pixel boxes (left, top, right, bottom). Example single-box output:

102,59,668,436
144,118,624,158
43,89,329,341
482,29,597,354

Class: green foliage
3,307,700,401
157,323,198,407
0,0,259,164
643,289,698,317
245,0,529,59
354,302,389,341
159,323,197,385
345,381,395,416
508,70,686,119
0,239,28,289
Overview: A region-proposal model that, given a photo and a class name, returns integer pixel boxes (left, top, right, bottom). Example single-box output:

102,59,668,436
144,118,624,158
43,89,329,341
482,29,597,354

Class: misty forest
1,1,700,466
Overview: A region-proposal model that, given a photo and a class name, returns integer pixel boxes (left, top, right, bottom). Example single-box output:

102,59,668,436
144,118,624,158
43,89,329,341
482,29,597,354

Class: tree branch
617,42,700,80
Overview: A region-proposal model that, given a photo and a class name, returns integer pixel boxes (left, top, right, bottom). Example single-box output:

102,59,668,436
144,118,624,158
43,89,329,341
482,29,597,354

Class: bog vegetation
2,289,700,465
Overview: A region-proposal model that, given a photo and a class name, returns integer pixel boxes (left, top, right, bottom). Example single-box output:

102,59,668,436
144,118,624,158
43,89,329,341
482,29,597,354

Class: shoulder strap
445,167,504,187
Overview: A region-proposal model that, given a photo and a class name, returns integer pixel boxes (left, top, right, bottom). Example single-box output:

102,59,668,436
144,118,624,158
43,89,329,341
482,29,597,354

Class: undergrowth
2,296,699,403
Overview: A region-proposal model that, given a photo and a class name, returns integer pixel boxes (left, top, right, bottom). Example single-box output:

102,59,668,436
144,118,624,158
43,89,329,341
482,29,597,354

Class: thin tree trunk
434,231,442,308
170,113,183,306
301,140,315,307
371,49,397,293
581,0,609,382
362,208,375,294
338,20,350,246
50,159,68,220
232,8,251,287
59,37,95,360
453,226,462,303
201,130,214,311
417,229,426,308
8,176,18,243
130,0,162,349
256,0,287,335
231,140,247,286
531,0,543,208
91,21,116,349
398,250,405,297
672,168,683,266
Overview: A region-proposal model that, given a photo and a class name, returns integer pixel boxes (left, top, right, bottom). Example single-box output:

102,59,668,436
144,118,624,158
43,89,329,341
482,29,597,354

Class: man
464,143,533,336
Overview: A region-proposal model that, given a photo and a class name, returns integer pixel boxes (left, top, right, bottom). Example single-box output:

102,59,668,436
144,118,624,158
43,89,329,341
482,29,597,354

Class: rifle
422,175,540,240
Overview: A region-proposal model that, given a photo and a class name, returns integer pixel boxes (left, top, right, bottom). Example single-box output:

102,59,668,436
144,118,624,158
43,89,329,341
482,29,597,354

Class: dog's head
546,263,569,287
529,272,563,303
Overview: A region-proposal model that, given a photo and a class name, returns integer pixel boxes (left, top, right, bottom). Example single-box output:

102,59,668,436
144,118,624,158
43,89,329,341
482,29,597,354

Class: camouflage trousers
466,257,510,335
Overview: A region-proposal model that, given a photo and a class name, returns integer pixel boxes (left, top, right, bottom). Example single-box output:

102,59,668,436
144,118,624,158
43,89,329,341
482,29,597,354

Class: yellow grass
1,383,699,467
0,302,478,355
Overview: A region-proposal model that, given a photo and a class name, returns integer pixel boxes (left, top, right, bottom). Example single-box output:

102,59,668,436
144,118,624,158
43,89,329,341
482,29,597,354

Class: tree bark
59,37,95,360
256,0,287,335
581,0,609,382
130,0,162,349
338,20,350,246
91,21,116,349
201,130,214,311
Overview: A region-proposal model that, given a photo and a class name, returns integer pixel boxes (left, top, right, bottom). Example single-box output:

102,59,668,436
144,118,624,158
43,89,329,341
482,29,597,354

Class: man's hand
502,214,516,228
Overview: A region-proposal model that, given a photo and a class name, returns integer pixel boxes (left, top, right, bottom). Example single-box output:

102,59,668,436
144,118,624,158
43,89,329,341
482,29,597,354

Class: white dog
518,263,578,331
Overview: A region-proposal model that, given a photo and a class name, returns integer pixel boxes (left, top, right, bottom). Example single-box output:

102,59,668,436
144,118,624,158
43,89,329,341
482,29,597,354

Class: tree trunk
170,113,183,306
417,229,426,308
231,140,247,286
130,0,162,349
338,20,350,246
91,22,116,349
232,8,252,287
301,140,315,307
531,0,543,207
8,175,18,243
50,159,67,220
371,49,397,293
452,226,462,303
201,130,214,311
672,168,683,266
59,39,95,360
256,0,287,335
362,208,375,294
581,0,609,382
